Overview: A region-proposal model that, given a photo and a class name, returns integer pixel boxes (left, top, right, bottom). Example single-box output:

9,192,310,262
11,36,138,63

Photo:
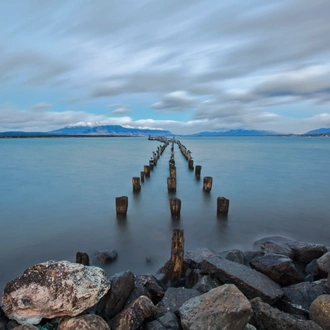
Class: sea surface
1,136,330,293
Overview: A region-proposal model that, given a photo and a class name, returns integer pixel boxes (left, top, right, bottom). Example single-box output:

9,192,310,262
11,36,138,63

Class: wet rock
251,297,322,330
156,287,201,317
199,256,283,304
260,241,294,258
179,284,253,330
1,260,111,325
6,320,20,329
305,259,320,279
286,241,327,264
146,312,180,330
185,269,203,288
109,295,157,330
219,249,246,264
244,324,257,330
58,314,109,330
13,325,39,330
310,294,330,330
94,249,118,264
279,279,330,317
250,254,302,286
316,251,330,277
145,320,166,330
328,272,330,288
254,236,294,250
96,270,134,321
76,251,90,266
243,251,264,267
185,248,220,268
192,275,220,293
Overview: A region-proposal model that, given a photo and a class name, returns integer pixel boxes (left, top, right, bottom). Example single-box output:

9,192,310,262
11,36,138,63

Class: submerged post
203,176,213,192
116,196,128,215
169,197,181,219
170,229,184,281
188,159,194,170
217,196,230,216
149,160,154,170
195,165,202,179
167,177,176,192
76,252,90,266
144,165,150,177
170,165,176,178
132,177,141,192
140,171,145,182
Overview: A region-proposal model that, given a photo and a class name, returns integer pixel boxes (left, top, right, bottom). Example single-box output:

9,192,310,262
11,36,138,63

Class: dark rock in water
94,249,118,264
316,251,330,278
58,314,109,330
279,279,330,317
260,241,294,258
109,295,157,330
251,297,323,330
96,270,134,321
192,275,220,293
76,251,90,266
198,256,283,304
250,254,302,286
219,249,246,265
310,294,330,330
156,287,201,317
244,251,264,267
145,312,180,330
254,236,294,250
179,284,253,330
286,242,327,264
185,247,221,268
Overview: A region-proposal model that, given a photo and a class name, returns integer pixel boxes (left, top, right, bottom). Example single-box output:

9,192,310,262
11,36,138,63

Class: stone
243,251,264,267
192,275,219,293
109,295,157,330
254,236,294,250
96,270,134,321
158,312,180,329
185,269,203,288
250,254,302,286
94,249,118,264
317,251,330,277
279,279,330,317
1,260,111,325
58,314,109,330
156,287,201,317
0,307,8,330
310,294,330,330
219,249,246,265
199,256,283,304
13,326,39,330
244,324,257,330
305,259,320,279
179,284,253,330
185,248,221,268
286,241,327,264
6,320,20,329
251,297,322,330
260,241,294,258
145,320,166,330
328,272,330,288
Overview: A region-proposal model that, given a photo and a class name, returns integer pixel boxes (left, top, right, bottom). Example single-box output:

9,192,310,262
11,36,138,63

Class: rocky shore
1,235,330,330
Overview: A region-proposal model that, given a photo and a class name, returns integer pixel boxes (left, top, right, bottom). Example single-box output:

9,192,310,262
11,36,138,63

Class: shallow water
1,136,329,293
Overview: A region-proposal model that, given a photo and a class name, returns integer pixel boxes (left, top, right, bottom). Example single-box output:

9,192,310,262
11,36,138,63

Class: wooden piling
167,177,176,192
144,165,150,177
195,165,202,178
203,176,213,192
170,229,184,281
149,160,154,170
132,177,141,192
188,159,194,170
76,251,90,266
217,196,230,215
116,196,128,215
169,197,181,219
170,165,176,178
140,171,145,182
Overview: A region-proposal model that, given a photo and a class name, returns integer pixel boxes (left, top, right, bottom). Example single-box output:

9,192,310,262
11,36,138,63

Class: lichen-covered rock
96,270,134,321
179,284,253,330
251,297,322,330
310,294,330,330
317,251,330,277
192,275,219,293
1,260,111,325
109,295,157,330
58,314,109,330
286,242,327,264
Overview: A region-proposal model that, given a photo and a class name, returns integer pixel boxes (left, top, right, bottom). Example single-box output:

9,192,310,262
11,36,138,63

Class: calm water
1,136,330,293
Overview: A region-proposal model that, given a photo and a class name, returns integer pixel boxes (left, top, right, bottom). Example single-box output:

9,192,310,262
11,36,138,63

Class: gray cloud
151,91,195,112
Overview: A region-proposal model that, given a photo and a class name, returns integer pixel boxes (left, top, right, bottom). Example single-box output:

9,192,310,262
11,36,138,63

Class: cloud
111,107,130,115
151,91,195,112
29,103,52,112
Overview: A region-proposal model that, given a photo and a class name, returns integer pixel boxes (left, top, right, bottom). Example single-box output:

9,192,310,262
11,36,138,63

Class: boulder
1,260,111,325
251,297,322,330
328,272,330,288
254,236,294,250
0,307,8,330
219,249,246,265
12,326,39,330
185,269,203,288
94,249,118,264
179,284,253,330
243,251,264,267
286,242,327,264
305,259,320,280
279,279,330,317
146,312,180,330
96,270,134,321
250,254,301,286
58,314,109,330
260,241,294,258
109,295,157,330
199,256,283,304
185,248,220,268
192,275,219,293
310,294,330,330
156,287,201,317
316,251,330,277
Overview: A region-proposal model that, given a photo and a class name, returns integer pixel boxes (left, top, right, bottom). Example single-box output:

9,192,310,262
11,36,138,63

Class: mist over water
1,136,330,293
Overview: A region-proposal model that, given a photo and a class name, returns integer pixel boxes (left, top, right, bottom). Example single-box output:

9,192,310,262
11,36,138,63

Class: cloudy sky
1,0,330,134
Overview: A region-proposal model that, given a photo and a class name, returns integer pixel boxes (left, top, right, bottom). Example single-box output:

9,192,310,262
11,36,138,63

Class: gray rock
219,249,246,264
1,261,111,325
158,312,180,329
250,253,302,286
254,236,294,250
244,324,257,330
251,297,322,330
185,248,220,268
286,241,327,264
260,241,294,258
310,294,330,330
192,275,219,293
145,320,166,330
58,314,109,330
12,326,39,330
317,251,330,277
305,259,320,279
199,256,283,304
96,270,134,321
179,284,253,330
94,249,118,264
185,269,203,288
156,287,201,317
244,251,264,267
0,307,8,330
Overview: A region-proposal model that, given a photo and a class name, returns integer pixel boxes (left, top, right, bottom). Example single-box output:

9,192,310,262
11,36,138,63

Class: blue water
1,136,330,293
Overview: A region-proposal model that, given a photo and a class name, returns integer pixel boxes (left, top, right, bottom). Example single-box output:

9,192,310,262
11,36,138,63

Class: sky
1,0,330,134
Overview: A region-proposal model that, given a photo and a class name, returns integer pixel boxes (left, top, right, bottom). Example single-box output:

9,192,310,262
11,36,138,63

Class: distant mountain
304,128,330,135
192,129,278,136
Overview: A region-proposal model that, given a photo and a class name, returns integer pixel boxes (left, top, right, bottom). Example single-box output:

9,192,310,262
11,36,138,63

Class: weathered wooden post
132,177,141,192
203,176,213,192
144,165,150,177
170,229,184,281
188,159,194,170
170,165,176,178
167,177,176,192
217,196,230,215
76,251,90,266
195,165,202,178
169,197,181,219
149,160,154,170
116,196,128,215
140,171,145,182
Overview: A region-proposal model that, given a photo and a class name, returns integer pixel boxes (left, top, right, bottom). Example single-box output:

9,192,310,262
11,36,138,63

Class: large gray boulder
316,251,330,277
310,294,330,330
286,242,327,264
192,275,219,293
58,314,109,330
1,260,111,325
260,241,294,258
146,312,180,330
199,256,283,304
254,236,294,250
179,284,253,330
